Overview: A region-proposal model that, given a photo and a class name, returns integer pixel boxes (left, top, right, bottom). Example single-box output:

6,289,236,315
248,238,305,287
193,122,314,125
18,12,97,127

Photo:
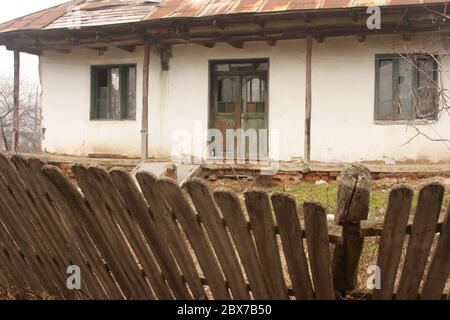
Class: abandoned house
0,0,449,165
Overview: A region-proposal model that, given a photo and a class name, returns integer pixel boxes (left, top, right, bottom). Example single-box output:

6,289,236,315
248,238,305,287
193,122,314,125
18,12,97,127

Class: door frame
208,58,270,160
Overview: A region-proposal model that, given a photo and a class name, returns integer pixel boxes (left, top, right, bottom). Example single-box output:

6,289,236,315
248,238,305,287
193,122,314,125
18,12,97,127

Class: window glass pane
109,68,121,120
377,60,394,119
126,66,136,119
95,68,108,119
416,57,437,119
396,59,414,119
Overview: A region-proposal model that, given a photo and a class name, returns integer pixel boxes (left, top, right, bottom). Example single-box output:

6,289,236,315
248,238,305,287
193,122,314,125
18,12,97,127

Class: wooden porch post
141,42,150,162
12,50,20,153
304,35,312,170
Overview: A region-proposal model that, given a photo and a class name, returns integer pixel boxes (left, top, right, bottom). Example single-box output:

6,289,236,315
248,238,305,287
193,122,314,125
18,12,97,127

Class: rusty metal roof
0,0,447,34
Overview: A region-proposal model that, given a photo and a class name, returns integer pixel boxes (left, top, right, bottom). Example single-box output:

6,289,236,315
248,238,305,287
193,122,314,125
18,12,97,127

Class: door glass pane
378,60,394,119
246,77,266,113
215,64,230,72
126,66,136,119
109,68,121,120
218,77,239,113
256,62,268,71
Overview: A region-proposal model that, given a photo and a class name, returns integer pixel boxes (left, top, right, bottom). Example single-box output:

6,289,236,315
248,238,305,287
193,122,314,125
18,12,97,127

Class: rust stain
0,0,447,34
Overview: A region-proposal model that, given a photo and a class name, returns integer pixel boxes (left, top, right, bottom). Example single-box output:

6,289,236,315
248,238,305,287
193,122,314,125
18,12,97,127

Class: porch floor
20,153,450,175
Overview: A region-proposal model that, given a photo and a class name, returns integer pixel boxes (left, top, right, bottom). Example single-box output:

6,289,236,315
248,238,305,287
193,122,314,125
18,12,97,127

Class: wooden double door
209,60,268,160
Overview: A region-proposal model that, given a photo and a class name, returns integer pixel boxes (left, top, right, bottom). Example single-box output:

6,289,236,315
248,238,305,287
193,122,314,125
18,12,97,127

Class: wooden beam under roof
2,6,448,53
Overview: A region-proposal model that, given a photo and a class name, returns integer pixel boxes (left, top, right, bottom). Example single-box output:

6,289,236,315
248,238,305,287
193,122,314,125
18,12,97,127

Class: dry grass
0,287,57,300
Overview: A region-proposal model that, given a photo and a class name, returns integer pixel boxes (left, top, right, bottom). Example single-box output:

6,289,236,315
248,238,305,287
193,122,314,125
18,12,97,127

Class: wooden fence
0,154,449,300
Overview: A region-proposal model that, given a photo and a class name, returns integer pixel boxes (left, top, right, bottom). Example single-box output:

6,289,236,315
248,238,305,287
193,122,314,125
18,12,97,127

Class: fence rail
0,154,449,300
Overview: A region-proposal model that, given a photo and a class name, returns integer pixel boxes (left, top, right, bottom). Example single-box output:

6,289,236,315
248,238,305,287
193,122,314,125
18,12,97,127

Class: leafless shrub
0,78,41,153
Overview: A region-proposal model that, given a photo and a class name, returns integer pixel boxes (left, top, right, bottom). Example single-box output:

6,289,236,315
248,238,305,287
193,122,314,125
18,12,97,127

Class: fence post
332,164,371,295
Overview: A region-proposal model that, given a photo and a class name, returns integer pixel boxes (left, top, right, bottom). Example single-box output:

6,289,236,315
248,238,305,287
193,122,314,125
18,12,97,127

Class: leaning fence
0,154,448,300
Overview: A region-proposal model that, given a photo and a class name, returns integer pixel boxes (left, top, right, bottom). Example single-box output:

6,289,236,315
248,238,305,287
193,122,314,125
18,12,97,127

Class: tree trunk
0,119,9,151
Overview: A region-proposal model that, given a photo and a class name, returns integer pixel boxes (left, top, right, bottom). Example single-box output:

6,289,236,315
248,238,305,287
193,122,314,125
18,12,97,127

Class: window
91,65,136,120
375,54,439,121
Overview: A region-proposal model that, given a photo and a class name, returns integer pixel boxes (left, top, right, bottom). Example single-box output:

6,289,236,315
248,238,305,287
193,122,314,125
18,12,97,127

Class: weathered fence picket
0,154,449,300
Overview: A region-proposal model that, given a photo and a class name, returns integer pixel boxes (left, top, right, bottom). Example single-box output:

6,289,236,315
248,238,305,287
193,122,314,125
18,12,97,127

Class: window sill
374,119,437,126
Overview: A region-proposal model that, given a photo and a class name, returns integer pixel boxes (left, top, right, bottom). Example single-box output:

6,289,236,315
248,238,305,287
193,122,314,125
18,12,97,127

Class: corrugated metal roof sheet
0,0,447,34
47,2,158,29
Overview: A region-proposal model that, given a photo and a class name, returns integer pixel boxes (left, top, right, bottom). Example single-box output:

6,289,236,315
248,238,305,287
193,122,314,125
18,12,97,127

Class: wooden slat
185,178,250,300
397,183,444,300
0,154,67,296
11,155,105,298
244,188,289,300
303,201,335,300
372,186,414,300
41,165,125,299
135,172,206,300
0,155,72,295
421,204,450,299
86,166,172,299
158,177,230,300
332,165,371,293
71,164,156,299
0,213,33,289
271,192,314,300
110,167,191,300
213,189,270,300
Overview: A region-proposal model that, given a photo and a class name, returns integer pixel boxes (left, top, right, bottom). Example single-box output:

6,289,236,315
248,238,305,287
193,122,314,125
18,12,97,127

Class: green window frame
375,54,439,121
90,64,137,120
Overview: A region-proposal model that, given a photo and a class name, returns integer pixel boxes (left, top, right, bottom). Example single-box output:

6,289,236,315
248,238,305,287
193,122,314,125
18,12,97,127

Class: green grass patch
273,182,450,220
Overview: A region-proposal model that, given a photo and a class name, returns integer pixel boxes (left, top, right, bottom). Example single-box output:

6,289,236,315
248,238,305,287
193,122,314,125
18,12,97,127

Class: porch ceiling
0,0,448,54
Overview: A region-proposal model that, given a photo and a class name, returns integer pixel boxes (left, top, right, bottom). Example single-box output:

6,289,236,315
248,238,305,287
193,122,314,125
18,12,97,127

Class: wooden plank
303,201,335,300
141,41,150,161
185,178,249,300
244,188,289,300
71,164,155,299
110,167,191,300
213,189,269,300
372,186,413,300
397,183,444,300
135,172,206,300
85,166,172,300
0,154,67,296
10,155,104,298
41,165,125,299
12,51,19,152
332,164,371,293
421,204,450,299
303,34,312,167
0,173,62,295
158,177,230,300
271,192,314,300
0,212,34,289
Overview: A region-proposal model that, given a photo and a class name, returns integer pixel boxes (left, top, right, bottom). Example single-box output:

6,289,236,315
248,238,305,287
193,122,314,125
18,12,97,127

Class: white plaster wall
311,35,450,163
40,47,161,157
40,34,450,162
